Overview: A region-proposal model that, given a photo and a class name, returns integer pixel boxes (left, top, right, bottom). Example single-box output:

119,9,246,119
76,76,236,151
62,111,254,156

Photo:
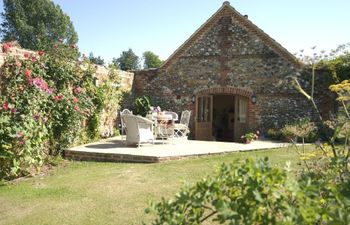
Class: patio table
154,114,174,142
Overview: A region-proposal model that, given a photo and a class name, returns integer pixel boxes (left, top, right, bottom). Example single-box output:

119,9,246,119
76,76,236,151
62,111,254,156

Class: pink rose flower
46,88,53,94
32,77,49,92
24,69,31,77
33,113,40,121
27,77,33,86
2,42,12,53
16,132,24,138
2,102,9,110
54,95,63,102
73,87,82,94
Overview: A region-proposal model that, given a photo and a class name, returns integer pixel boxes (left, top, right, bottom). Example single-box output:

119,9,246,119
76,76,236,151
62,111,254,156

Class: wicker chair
121,114,154,147
120,109,133,143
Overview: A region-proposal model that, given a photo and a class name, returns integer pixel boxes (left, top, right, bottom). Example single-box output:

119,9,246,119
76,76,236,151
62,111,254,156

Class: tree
326,52,350,82
113,48,139,71
0,0,78,51
143,51,163,69
89,52,105,65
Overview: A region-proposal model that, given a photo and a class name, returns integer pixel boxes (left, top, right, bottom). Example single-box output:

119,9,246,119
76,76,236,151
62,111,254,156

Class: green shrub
304,130,318,143
113,128,120,136
134,95,151,117
281,125,296,142
266,125,318,143
266,128,283,140
147,157,350,224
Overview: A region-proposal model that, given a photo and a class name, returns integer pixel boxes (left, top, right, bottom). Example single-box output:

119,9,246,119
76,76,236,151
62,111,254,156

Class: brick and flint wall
132,4,335,136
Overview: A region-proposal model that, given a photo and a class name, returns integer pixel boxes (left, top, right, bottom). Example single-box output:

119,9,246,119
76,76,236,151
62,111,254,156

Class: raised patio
64,137,289,163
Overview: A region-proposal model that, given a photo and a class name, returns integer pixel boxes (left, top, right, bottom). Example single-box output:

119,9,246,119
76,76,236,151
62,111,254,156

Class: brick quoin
195,87,252,98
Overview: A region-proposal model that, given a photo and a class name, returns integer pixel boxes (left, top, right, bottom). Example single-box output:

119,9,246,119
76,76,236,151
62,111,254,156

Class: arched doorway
194,87,254,142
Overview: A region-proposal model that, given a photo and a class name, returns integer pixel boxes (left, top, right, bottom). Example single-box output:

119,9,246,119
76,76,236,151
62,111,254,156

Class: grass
0,145,313,225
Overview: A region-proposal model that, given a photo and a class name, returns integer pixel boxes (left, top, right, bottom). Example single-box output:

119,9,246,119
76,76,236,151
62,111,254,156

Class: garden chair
173,110,191,138
121,114,154,147
120,109,133,143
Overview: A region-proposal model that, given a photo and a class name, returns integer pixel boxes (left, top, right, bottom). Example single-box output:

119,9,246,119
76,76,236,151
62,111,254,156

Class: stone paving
65,136,290,163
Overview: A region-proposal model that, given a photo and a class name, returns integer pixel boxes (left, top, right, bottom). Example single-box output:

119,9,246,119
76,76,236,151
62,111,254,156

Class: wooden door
195,95,213,140
234,96,248,141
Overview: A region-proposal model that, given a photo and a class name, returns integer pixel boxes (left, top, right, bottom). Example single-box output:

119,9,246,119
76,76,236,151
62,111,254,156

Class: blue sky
1,0,349,63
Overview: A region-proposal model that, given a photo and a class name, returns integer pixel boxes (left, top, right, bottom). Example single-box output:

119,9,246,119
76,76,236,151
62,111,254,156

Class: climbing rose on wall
24,69,31,77
2,102,9,110
32,77,50,93
73,86,82,94
2,42,12,53
0,40,98,180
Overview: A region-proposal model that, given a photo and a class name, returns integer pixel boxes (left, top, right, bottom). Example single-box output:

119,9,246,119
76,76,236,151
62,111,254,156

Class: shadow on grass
0,180,7,187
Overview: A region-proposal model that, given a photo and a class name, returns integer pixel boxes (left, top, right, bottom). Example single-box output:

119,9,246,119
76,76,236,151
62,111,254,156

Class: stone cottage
133,1,332,142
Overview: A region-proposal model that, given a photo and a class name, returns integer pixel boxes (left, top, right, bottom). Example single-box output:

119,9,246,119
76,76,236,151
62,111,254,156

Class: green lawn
0,146,311,225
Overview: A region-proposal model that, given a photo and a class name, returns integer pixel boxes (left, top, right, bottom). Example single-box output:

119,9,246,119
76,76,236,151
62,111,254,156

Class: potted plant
134,95,151,117
241,132,258,143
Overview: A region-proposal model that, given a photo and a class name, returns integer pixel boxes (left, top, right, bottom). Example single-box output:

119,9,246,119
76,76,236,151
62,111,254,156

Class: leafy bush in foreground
147,157,350,224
